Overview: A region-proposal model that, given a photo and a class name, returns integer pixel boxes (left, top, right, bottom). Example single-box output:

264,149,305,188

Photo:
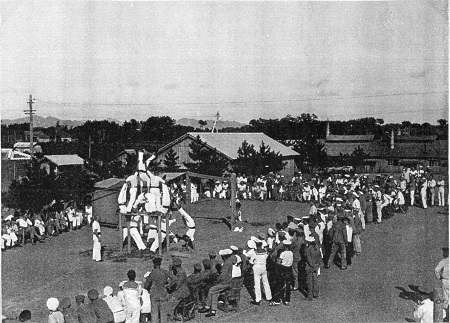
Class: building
1,149,31,192
24,130,51,143
322,126,448,173
39,154,85,176
91,177,124,226
13,142,43,154
155,132,299,177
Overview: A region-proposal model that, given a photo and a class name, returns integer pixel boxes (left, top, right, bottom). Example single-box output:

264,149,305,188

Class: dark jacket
305,244,322,272
91,298,114,323
330,221,347,244
216,257,233,285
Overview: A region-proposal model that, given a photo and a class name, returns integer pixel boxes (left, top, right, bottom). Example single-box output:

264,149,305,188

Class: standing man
304,235,321,301
122,270,141,323
144,257,175,323
409,176,417,207
435,247,449,313
167,258,190,317
324,216,348,270
92,214,102,262
420,177,428,209
87,289,115,323
373,186,383,224
428,175,437,207
437,175,446,207
249,241,272,305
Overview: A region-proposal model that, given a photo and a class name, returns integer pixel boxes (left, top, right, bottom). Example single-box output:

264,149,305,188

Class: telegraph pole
211,112,220,133
24,95,36,158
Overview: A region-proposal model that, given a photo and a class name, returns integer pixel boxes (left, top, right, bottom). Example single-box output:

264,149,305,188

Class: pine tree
184,136,230,176
163,148,180,172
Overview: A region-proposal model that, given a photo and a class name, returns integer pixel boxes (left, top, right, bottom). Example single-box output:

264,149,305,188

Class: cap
153,257,162,266
287,223,298,230
60,297,71,309
267,228,275,236
87,289,99,300
4,215,13,221
194,263,202,270
172,257,182,266
119,281,126,288
250,236,259,242
208,250,216,257
46,297,60,311
247,240,256,249
103,286,113,296
230,245,238,251
258,232,266,240
352,192,359,198
283,240,292,245
75,295,85,302
305,236,315,242
144,271,151,278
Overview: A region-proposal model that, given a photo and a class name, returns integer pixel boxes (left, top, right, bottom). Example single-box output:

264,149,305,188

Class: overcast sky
1,1,448,124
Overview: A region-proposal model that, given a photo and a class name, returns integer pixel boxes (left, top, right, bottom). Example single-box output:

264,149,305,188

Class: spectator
102,286,126,323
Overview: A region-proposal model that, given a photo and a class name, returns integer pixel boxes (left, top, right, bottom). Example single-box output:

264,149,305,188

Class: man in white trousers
149,217,176,253
92,214,102,262
178,207,196,248
123,215,147,255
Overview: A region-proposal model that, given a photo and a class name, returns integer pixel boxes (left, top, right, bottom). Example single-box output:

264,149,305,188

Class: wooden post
186,173,191,215
119,211,123,252
127,216,131,254
433,287,445,323
157,212,162,256
165,211,170,254
230,173,237,229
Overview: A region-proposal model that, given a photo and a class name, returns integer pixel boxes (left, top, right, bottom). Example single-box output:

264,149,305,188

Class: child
47,298,64,323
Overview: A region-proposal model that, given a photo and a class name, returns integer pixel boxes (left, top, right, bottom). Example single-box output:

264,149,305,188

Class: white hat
267,228,275,236
46,297,59,311
219,249,232,256
144,271,151,278
352,192,359,198
287,223,298,230
283,240,292,245
235,255,242,263
230,245,238,251
247,240,256,249
305,236,315,242
250,236,260,242
103,286,113,296
4,215,13,221
119,281,126,288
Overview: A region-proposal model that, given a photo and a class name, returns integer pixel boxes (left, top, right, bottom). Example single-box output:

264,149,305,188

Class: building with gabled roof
155,132,299,177
39,154,85,175
1,149,31,192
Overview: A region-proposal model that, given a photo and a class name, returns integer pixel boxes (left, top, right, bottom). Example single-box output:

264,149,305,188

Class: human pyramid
116,151,196,258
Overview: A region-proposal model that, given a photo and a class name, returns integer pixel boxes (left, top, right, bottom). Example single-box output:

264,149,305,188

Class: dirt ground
2,199,448,323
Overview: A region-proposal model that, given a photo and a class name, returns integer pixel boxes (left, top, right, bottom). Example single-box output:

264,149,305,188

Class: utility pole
24,95,36,158
211,112,220,133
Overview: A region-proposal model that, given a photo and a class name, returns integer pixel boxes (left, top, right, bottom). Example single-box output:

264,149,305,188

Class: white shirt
413,299,434,323
279,250,293,267
92,221,101,241
345,225,353,243
250,251,268,267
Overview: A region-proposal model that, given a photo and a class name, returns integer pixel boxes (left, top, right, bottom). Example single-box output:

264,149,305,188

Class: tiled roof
186,132,299,159
44,155,84,166
323,141,385,157
384,140,448,159
13,142,41,148
94,177,125,189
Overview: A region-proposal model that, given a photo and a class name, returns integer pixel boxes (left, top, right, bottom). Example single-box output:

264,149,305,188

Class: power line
34,90,448,108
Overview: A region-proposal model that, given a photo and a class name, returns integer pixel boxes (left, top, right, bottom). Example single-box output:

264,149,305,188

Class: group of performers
117,152,196,256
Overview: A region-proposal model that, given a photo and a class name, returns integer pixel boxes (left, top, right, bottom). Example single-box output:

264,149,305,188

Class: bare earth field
2,199,448,323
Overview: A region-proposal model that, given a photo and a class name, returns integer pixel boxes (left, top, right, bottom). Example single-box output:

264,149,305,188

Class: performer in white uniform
149,218,176,253
123,215,147,252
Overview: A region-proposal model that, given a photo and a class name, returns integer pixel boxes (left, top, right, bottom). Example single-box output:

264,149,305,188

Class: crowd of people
2,161,448,323
1,201,93,250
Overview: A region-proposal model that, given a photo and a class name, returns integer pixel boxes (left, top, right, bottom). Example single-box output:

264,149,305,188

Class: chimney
326,121,330,140
390,129,395,150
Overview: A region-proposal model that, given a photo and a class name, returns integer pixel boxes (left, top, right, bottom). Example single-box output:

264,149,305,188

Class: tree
184,136,230,176
163,148,180,172
198,120,208,130
291,138,328,173
232,140,286,176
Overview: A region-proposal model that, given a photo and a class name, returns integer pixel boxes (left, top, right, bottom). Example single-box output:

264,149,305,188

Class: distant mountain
1,115,122,128
176,118,247,130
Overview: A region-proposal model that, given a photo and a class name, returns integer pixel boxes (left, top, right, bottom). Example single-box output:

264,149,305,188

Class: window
429,160,439,167
393,159,399,166
388,159,394,166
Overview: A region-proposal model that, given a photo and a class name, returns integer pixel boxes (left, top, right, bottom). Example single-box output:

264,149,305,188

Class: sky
1,1,448,124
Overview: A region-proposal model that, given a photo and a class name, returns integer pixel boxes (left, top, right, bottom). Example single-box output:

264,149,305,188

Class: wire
34,90,448,108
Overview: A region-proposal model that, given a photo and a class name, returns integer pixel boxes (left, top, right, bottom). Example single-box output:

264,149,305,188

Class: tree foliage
4,161,97,211
184,136,230,176
163,148,180,172
232,140,287,176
